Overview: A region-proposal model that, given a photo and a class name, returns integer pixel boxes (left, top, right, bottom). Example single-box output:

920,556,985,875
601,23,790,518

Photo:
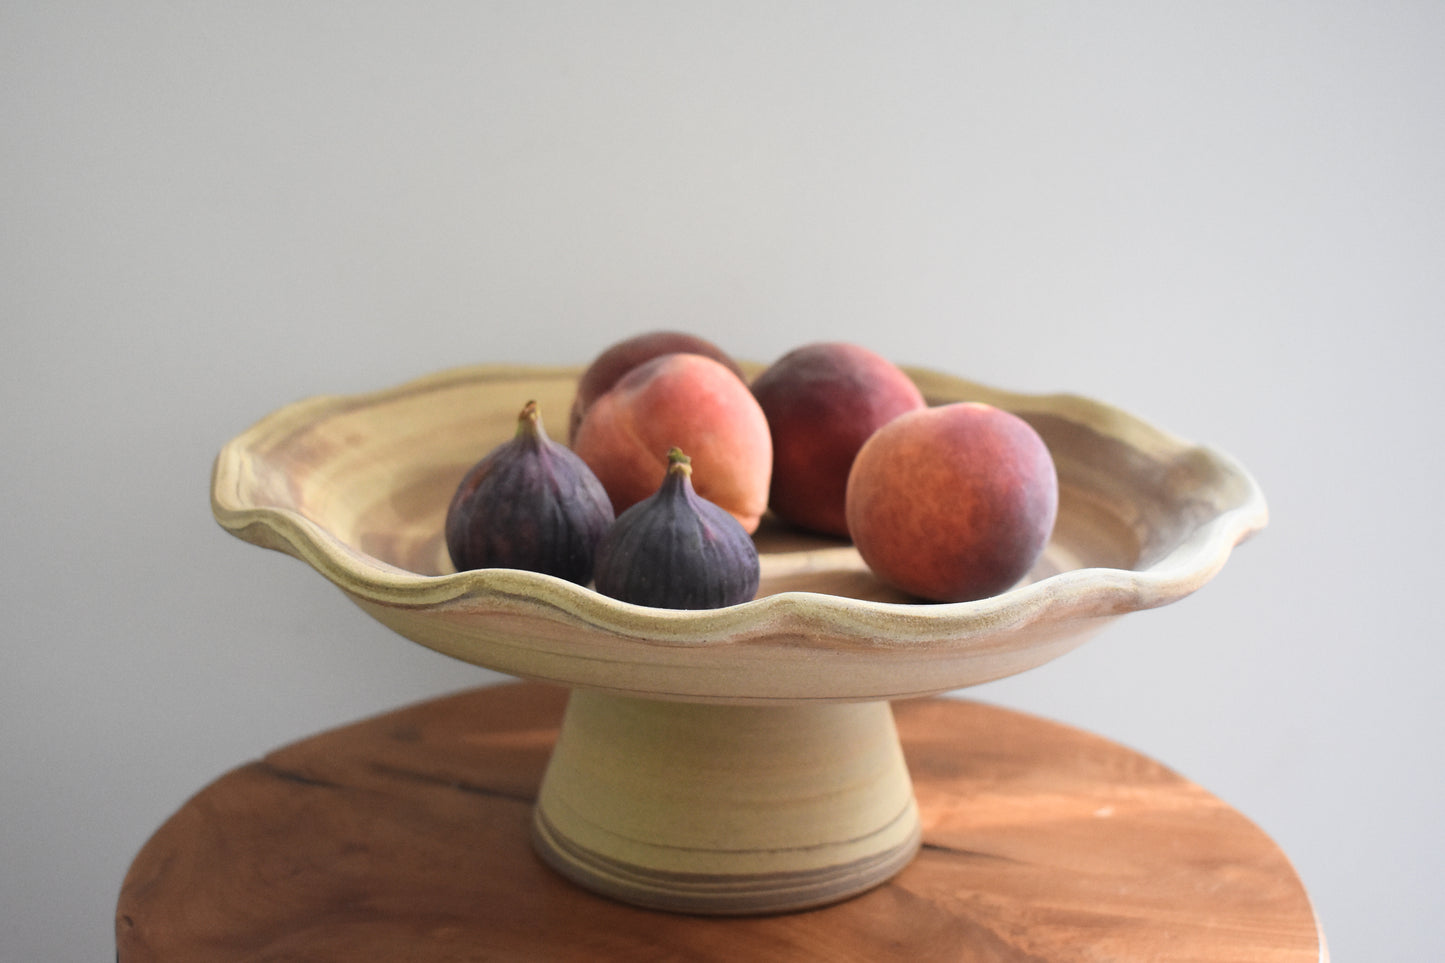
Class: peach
569,331,745,443
844,402,1058,602
750,342,925,537
572,353,772,533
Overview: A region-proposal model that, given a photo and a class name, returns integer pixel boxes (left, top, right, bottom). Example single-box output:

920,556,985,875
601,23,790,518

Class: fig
444,401,614,584
593,448,760,609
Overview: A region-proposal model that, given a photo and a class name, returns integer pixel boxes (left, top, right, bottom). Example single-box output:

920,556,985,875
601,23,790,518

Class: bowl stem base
531,689,921,915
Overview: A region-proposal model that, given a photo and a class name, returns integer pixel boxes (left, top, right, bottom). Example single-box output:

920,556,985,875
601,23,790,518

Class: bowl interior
233,367,1226,602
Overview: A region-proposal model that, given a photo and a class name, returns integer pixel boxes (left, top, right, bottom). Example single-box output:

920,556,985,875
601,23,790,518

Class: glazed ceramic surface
211,363,1266,705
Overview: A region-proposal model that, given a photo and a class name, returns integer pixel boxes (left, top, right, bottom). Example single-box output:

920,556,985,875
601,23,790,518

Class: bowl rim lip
210,362,1268,647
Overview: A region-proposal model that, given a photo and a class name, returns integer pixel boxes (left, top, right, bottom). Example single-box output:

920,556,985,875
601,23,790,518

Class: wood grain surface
116,683,1324,962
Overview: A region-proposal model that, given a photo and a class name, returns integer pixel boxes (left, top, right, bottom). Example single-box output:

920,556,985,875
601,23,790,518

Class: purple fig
593,448,760,609
445,401,614,584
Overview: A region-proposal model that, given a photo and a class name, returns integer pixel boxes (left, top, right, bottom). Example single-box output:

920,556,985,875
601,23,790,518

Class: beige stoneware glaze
211,362,1266,914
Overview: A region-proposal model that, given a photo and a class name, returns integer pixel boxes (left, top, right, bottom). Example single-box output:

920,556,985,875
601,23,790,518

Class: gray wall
4,4,1441,959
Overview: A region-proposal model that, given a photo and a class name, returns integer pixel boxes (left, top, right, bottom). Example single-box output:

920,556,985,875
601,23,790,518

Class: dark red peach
751,342,925,537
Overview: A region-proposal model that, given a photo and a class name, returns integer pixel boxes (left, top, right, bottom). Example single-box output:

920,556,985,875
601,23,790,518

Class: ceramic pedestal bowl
210,362,1266,916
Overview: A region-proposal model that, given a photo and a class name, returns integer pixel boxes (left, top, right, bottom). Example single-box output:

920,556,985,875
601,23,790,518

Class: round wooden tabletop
116,683,1326,962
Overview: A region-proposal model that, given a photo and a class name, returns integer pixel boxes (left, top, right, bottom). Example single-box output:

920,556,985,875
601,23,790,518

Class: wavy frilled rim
210,363,1266,701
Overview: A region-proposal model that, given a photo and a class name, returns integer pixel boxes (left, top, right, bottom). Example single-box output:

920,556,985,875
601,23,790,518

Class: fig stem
666,447,693,478
516,400,542,438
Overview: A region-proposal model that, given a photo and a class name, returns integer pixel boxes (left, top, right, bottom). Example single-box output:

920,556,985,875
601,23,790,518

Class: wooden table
116,683,1326,961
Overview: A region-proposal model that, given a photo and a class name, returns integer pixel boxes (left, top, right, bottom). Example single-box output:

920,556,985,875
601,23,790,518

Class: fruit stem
516,400,542,438
666,447,693,478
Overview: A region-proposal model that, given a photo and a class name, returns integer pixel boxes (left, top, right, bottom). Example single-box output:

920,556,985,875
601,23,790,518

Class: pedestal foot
532,690,921,915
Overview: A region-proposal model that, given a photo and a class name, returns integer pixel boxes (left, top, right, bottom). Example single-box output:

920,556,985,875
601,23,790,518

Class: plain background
4,3,1441,960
